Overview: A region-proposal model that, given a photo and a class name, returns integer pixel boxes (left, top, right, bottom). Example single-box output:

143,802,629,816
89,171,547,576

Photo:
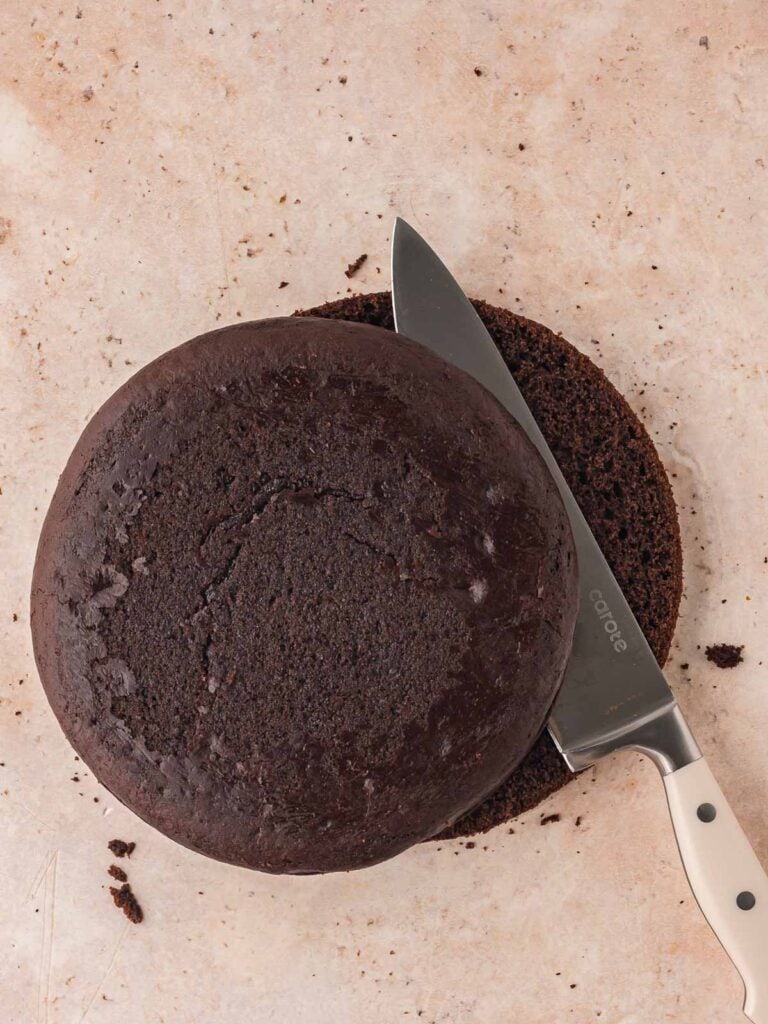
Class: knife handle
663,757,768,1023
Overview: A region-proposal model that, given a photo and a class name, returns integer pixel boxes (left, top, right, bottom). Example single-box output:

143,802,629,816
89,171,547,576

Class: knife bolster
560,702,701,775
626,703,701,775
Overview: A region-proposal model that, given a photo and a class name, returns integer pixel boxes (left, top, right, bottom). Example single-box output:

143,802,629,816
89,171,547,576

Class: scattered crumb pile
106,840,142,923
705,644,744,669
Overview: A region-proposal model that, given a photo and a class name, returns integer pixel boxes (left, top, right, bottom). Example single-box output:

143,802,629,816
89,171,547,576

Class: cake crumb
108,864,127,882
107,839,135,858
540,813,561,826
344,253,368,278
109,883,143,923
706,644,743,669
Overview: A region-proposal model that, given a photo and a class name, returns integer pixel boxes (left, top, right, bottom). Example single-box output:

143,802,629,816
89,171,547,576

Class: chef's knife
391,217,768,1023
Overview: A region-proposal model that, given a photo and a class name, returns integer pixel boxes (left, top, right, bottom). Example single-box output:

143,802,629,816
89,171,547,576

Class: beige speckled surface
1,2,767,1021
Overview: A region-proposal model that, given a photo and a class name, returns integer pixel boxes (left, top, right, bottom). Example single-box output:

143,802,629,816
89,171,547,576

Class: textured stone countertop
1,2,767,1022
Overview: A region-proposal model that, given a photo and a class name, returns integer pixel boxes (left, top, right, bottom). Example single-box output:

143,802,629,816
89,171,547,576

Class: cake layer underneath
298,294,683,838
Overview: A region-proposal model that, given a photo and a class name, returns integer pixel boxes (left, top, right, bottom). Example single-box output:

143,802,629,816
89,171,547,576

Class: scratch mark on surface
77,922,129,1023
605,176,629,243
45,851,59,1024
36,849,58,1024
13,798,56,833
209,148,231,297
26,849,56,904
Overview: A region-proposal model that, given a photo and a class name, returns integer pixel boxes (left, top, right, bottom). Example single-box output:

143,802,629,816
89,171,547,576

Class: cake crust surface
32,315,578,872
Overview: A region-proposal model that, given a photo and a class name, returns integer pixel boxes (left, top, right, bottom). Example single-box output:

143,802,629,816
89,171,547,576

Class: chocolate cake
297,294,683,839
31,316,578,874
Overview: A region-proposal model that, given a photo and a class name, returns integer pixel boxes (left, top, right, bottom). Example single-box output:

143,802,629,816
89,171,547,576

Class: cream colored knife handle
664,757,768,1023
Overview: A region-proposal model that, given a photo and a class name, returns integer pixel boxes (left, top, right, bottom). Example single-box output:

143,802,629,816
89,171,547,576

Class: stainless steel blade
391,217,699,773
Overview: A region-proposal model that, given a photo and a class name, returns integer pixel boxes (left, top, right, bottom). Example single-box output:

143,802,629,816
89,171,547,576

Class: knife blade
391,216,768,1024
390,216,694,774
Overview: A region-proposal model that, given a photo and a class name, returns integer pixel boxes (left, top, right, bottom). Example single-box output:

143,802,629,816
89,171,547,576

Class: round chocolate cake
298,294,683,839
31,316,578,874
